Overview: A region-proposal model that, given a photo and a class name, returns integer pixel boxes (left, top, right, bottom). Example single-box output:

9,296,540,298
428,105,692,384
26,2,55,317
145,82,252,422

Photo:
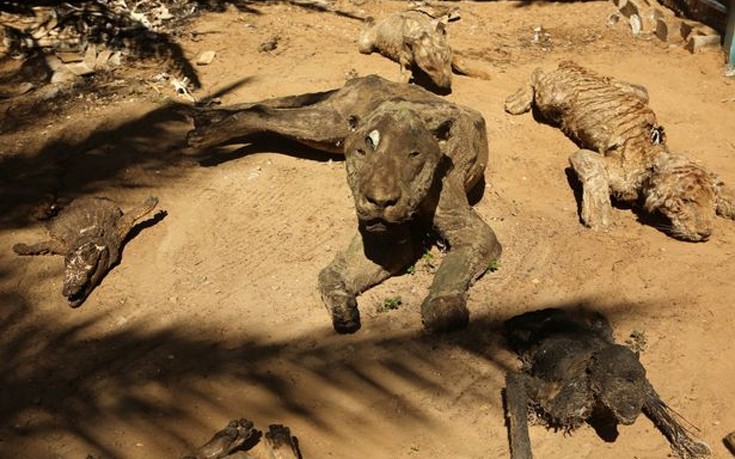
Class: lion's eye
408,150,420,158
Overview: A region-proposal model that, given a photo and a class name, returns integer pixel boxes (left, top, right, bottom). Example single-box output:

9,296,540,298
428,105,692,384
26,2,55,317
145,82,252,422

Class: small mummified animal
358,8,491,91
505,61,735,241
503,308,711,459
13,196,160,307
181,419,300,459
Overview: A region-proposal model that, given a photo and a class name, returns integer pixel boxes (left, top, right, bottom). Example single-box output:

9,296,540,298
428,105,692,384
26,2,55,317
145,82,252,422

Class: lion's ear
714,177,735,219
348,115,360,131
433,20,447,35
432,119,453,143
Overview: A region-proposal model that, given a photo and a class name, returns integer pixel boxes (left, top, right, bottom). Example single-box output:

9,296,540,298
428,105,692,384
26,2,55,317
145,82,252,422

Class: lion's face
406,22,453,89
644,159,717,242
63,241,110,307
589,345,647,425
343,107,445,233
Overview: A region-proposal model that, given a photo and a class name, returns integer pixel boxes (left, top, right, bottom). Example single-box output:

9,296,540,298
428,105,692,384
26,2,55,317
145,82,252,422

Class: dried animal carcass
505,61,735,241
503,308,711,459
358,9,491,91
13,196,160,306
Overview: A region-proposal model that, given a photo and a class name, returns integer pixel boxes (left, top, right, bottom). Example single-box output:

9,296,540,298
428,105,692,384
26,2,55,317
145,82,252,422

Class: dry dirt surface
1,1,734,458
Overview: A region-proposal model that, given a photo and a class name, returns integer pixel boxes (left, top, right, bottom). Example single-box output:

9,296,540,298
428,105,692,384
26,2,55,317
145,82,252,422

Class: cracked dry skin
503,308,711,459
12,196,159,307
505,61,735,242
186,75,501,334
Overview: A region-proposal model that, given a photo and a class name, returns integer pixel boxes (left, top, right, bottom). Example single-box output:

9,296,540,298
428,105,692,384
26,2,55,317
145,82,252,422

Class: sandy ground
1,1,734,458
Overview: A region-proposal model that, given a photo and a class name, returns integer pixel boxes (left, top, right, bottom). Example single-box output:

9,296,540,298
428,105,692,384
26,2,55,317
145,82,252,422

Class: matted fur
505,61,735,241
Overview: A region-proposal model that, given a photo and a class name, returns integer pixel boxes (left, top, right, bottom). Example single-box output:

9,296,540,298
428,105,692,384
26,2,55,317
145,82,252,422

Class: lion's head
343,104,450,233
643,154,735,241
405,21,453,90
63,240,110,307
588,345,647,426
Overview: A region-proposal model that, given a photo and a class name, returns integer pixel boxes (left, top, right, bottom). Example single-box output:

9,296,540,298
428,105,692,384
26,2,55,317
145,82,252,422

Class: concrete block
686,33,722,53
655,17,685,42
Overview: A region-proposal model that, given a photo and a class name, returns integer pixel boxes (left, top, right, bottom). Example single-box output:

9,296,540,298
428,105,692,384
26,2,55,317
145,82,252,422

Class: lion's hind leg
13,240,65,256
568,149,613,230
187,103,348,153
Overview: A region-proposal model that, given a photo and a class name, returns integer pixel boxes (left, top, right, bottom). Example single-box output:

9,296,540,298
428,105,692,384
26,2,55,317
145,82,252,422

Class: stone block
655,16,684,42
685,33,722,53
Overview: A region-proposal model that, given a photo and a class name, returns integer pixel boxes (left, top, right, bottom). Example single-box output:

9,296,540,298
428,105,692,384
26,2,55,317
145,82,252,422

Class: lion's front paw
504,86,534,115
579,194,613,230
323,291,361,334
186,418,256,459
421,293,469,333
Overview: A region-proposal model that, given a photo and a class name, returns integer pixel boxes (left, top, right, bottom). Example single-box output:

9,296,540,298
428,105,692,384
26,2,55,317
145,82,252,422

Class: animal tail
451,51,493,80
643,387,711,458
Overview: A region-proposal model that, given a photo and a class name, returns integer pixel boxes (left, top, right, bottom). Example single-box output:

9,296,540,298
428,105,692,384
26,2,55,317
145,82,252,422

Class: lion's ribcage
535,70,657,155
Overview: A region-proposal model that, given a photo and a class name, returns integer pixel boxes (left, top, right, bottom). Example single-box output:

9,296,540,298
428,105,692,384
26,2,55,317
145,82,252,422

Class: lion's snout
364,185,400,210
358,168,404,221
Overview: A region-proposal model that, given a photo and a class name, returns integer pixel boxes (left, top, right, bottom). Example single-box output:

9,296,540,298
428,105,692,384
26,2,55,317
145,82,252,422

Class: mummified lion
358,9,491,92
13,196,160,306
186,75,501,334
505,61,735,241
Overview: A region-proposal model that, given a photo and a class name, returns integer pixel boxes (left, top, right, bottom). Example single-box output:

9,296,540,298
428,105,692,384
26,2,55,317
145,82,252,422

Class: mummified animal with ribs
505,61,735,241
186,75,501,334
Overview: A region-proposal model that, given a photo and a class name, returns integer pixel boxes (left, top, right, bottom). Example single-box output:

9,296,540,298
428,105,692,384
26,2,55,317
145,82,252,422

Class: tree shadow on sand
0,78,266,230
0,289,659,457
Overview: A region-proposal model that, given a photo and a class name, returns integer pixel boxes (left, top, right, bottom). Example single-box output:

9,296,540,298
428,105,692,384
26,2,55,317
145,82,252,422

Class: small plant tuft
378,296,402,312
485,259,501,274
625,329,647,353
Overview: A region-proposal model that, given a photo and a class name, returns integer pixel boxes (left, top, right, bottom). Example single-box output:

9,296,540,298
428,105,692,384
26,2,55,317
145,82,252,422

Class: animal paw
421,293,469,333
186,418,256,459
579,196,613,230
675,438,711,459
12,243,32,255
324,291,361,334
504,86,534,115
